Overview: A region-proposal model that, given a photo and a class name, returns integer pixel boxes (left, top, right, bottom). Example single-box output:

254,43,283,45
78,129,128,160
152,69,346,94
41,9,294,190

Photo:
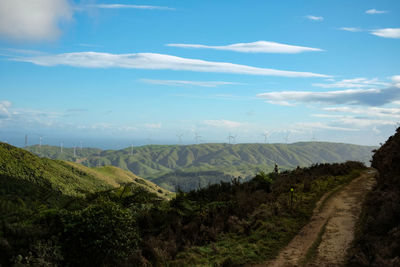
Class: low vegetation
348,128,400,266
0,142,366,266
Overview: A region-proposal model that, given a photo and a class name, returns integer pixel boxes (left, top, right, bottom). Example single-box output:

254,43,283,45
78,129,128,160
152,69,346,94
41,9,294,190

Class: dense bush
59,200,140,266
348,128,400,266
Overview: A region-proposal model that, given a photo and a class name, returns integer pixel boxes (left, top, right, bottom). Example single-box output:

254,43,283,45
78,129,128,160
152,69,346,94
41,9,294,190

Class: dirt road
260,169,376,267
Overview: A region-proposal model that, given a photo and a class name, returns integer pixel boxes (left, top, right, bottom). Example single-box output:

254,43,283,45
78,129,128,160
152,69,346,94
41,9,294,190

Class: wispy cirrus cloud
0,0,72,41
295,122,357,131
145,123,162,129
87,4,174,11
370,28,400,39
8,51,329,78
167,41,324,54
203,120,243,128
257,87,400,106
339,27,363,32
78,43,103,48
366,9,388,15
313,78,388,89
339,27,400,39
313,113,397,128
0,101,12,119
322,106,400,119
140,79,241,87
306,15,323,21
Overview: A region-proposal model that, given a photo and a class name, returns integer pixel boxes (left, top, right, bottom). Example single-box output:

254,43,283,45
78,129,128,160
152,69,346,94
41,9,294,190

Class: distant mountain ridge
25,142,375,190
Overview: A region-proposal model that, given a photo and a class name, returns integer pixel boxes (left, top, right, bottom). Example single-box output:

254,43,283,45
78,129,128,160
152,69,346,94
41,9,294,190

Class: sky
0,0,399,148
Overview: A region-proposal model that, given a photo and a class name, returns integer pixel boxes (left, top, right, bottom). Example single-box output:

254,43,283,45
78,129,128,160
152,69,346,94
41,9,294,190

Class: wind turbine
60,141,63,153
311,132,317,142
73,145,76,158
232,134,237,144
25,134,28,147
130,143,134,155
284,131,290,144
176,134,183,144
146,135,152,145
228,133,237,144
194,132,201,144
262,131,270,144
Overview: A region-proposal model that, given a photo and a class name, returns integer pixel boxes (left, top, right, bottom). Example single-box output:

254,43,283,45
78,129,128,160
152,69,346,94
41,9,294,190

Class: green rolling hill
24,142,375,191
0,142,172,199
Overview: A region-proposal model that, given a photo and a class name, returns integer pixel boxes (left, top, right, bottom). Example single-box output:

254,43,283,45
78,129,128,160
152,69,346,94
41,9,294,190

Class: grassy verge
299,218,330,266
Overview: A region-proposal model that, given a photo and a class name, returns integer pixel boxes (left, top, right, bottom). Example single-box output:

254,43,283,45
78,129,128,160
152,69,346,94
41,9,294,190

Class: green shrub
60,200,140,266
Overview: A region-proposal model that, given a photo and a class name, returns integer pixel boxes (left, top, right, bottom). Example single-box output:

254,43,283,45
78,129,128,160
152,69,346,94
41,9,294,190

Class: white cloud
265,100,295,106
337,116,396,127
370,28,400,39
10,51,329,78
306,15,323,21
167,41,323,54
314,106,400,132
0,101,11,118
78,43,103,48
322,106,400,119
145,123,162,129
87,4,174,10
372,126,381,134
140,79,240,87
203,120,243,128
392,75,400,88
313,77,388,89
0,0,72,41
257,87,400,106
366,9,388,14
295,122,357,131
339,27,363,32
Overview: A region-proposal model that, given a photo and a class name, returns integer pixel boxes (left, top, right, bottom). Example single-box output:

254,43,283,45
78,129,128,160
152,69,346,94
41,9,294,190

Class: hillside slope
0,142,170,198
25,142,375,182
348,128,400,266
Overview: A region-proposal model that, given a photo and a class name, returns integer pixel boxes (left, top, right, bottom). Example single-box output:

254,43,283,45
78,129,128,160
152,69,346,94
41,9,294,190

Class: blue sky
0,0,399,148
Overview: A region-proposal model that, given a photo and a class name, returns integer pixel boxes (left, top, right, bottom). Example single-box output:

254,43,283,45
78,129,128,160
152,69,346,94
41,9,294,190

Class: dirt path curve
258,169,376,267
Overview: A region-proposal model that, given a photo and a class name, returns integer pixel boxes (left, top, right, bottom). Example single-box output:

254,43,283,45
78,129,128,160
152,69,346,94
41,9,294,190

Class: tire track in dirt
256,169,376,267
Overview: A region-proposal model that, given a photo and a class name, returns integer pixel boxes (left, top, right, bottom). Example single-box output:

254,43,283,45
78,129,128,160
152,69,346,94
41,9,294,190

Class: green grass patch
299,218,330,265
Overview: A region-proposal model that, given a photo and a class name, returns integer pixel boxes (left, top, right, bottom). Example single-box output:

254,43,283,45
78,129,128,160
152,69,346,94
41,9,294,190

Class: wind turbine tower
39,136,42,149
130,143,134,155
262,131,269,144
284,132,290,144
176,134,183,144
228,133,237,144
194,133,201,144
25,134,28,147
73,146,76,158
60,141,63,153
